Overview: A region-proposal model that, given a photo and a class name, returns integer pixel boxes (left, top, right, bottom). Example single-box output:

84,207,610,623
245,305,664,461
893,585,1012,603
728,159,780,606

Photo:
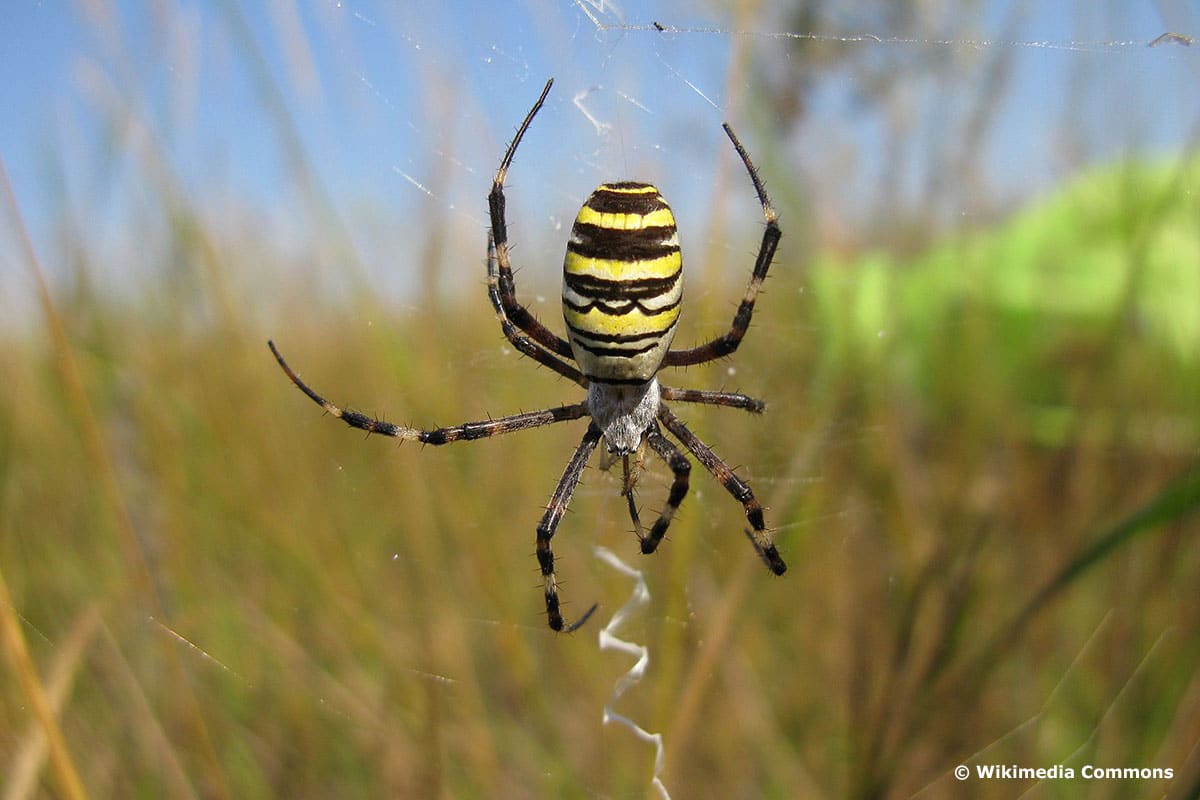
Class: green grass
2,152,1199,799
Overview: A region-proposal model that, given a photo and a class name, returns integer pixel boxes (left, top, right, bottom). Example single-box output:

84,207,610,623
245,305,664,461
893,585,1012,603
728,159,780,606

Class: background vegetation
2,3,1199,799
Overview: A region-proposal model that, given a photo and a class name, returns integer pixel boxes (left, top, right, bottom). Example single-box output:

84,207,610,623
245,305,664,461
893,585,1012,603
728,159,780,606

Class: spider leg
657,404,787,575
639,424,691,555
664,123,780,367
487,231,586,387
537,422,603,631
660,386,766,414
620,453,646,541
269,341,589,442
487,77,576,361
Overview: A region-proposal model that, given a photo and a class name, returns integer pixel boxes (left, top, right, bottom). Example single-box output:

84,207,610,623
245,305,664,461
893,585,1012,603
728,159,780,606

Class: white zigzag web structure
594,545,671,800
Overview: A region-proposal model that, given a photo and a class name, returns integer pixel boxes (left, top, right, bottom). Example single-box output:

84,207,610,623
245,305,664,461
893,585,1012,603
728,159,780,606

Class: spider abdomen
562,182,682,383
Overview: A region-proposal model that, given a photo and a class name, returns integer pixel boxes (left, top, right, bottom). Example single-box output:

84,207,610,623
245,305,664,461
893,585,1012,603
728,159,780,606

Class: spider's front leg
487,77,576,363
663,123,780,368
537,423,602,631
485,232,586,388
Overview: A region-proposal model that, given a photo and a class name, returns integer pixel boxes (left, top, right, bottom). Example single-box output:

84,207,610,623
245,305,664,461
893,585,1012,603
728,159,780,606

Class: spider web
4,2,1199,797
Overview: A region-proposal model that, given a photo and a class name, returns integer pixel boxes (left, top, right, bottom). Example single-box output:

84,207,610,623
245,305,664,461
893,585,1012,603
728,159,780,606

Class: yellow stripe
574,205,676,231
563,304,680,337
597,184,659,194
564,250,681,281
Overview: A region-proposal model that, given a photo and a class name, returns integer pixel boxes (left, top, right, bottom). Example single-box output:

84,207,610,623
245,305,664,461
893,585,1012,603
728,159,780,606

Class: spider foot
639,526,668,555
547,592,598,632
544,577,600,633
561,602,599,633
744,529,788,575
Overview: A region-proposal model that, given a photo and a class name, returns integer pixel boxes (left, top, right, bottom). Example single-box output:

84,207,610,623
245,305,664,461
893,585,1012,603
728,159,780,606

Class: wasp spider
269,78,786,632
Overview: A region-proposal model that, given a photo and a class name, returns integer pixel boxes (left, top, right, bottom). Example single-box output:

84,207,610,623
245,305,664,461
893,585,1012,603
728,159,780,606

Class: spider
268,78,786,632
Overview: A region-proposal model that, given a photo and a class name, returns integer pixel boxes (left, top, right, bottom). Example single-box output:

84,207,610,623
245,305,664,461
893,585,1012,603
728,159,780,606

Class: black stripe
584,186,669,216
564,295,681,317
567,237,678,263
570,222,676,260
565,321,670,344
573,221,676,244
570,338,662,358
564,271,679,300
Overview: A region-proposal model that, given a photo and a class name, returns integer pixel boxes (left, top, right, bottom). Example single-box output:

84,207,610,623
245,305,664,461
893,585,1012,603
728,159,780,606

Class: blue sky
2,1,1198,318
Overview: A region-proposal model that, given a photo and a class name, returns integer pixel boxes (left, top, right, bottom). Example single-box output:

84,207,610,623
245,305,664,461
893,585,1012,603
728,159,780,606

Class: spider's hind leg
536,423,603,631
657,404,786,575
618,451,647,541
639,425,691,555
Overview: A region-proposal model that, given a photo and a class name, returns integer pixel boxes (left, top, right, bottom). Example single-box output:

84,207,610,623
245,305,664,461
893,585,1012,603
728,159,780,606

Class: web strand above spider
269,77,786,632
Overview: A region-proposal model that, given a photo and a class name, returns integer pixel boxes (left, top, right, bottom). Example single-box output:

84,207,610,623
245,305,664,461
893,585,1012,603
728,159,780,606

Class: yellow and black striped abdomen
562,182,682,383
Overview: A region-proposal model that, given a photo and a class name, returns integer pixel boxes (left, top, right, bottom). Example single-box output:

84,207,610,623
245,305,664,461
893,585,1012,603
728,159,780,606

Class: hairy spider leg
269,341,589,443
663,123,780,367
486,231,585,387
657,404,787,575
639,425,692,555
488,77,575,360
537,423,603,631
659,385,766,413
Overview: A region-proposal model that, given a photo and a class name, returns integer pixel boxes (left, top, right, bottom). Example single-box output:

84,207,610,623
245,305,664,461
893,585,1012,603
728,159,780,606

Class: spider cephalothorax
269,78,786,632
